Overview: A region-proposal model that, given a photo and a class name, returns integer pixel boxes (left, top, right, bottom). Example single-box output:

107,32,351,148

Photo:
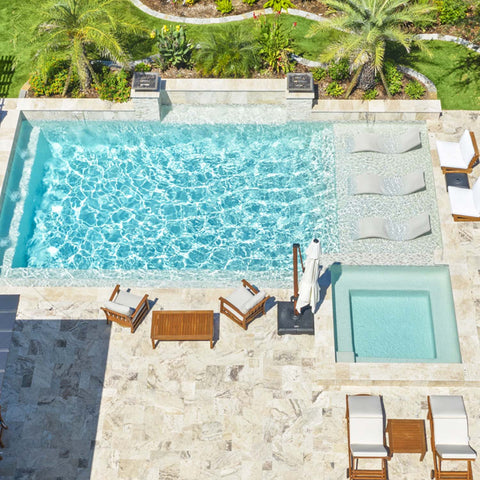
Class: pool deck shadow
0,319,111,480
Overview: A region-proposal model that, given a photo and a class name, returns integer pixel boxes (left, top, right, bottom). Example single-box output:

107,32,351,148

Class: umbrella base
277,301,315,335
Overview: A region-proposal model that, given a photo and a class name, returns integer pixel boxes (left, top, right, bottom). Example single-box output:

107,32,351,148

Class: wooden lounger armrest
131,294,149,318
471,131,479,161
219,296,246,319
108,284,121,302
241,279,259,294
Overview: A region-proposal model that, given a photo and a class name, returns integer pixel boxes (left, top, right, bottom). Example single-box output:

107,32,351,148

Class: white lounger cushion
352,128,421,154
348,395,387,454
437,130,475,169
115,290,144,310
448,178,480,217
350,170,425,195
104,300,134,317
354,213,431,241
430,395,477,460
350,444,389,458
436,444,477,460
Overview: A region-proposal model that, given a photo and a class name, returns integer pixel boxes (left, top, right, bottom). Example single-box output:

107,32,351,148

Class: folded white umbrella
296,239,322,312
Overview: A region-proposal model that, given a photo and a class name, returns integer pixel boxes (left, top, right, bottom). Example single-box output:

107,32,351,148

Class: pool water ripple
2,121,338,282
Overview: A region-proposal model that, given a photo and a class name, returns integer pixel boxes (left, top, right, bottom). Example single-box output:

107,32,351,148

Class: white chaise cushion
115,290,143,310
348,396,385,447
242,290,266,312
104,300,134,317
436,444,477,460
473,178,480,211
437,130,474,169
224,287,254,315
448,186,480,217
459,130,475,164
350,444,389,458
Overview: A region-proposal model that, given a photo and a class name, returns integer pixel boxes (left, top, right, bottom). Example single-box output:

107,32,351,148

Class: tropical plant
362,88,378,99
263,0,295,13
436,0,467,24
216,0,234,14
154,25,194,69
256,15,295,73
405,80,425,99
194,26,260,78
326,81,345,97
29,59,80,97
32,0,145,95
311,67,327,81
308,0,435,97
96,67,131,102
384,61,403,95
328,58,350,81
134,62,152,72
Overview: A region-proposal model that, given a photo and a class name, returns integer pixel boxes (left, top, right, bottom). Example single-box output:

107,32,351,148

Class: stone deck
0,102,479,479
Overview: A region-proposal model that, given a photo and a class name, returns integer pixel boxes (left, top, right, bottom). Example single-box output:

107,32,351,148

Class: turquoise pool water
0,120,337,284
332,265,461,363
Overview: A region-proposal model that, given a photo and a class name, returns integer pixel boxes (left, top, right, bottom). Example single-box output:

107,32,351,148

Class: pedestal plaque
287,73,314,93
132,72,159,91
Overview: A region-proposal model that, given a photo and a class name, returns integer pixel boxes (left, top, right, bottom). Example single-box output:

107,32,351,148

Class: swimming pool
0,120,338,286
332,264,461,363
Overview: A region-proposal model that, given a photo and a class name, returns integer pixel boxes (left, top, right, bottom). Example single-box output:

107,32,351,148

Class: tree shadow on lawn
0,55,16,98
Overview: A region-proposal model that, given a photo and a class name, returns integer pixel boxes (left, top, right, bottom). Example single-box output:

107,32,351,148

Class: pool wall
332,264,461,363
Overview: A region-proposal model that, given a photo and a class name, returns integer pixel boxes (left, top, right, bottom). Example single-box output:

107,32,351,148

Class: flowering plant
153,25,194,70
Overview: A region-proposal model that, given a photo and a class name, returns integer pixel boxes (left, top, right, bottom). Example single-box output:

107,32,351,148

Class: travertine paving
0,105,479,479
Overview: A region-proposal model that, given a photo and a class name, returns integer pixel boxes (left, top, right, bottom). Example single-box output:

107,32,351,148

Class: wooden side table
386,419,427,461
151,310,214,349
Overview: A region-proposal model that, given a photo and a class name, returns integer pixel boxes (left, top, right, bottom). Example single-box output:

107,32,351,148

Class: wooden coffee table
386,419,427,461
151,310,214,349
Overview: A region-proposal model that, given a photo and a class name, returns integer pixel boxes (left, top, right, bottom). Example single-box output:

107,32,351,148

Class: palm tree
308,0,434,97
33,0,144,95
194,26,260,78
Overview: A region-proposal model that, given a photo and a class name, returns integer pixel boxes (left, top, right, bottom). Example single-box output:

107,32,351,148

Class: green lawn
1,0,479,109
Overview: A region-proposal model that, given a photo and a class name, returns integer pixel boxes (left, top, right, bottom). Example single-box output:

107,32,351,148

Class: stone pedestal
285,91,315,120
130,89,161,121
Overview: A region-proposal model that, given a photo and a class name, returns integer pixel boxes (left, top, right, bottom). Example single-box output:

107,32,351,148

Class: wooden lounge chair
448,177,480,222
428,395,477,480
101,285,149,333
346,394,390,480
436,130,479,174
219,279,270,330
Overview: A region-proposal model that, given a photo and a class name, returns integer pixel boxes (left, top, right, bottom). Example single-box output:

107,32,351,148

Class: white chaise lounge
428,395,477,480
350,170,425,195
346,394,389,480
448,177,480,222
436,130,479,173
351,127,421,154
354,213,431,241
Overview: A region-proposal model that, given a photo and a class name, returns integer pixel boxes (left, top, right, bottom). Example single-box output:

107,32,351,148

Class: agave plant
308,0,435,97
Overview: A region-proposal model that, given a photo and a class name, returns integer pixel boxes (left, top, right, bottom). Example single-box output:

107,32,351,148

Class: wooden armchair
219,279,270,330
101,285,149,333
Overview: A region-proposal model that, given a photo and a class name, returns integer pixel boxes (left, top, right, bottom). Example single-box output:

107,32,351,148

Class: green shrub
384,61,403,95
154,25,194,70
216,0,233,14
362,88,378,100
436,0,467,24
134,62,152,72
96,68,131,103
256,15,295,74
311,67,327,81
29,59,79,97
328,58,350,82
326,81,344,97
243,0,258,5
194,26,259,78
263,0,295,13
405,80,426,99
